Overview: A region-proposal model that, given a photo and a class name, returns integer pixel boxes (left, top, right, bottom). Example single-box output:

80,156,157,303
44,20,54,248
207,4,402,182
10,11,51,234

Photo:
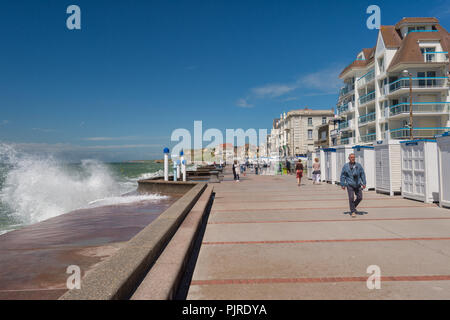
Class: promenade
187,168,450,299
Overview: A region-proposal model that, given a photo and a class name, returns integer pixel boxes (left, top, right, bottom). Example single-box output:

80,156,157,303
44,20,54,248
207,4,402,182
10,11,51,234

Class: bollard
182,159,187,181
180,150,184,180
163,148,170,181
176,160,181,180
173,160,178,182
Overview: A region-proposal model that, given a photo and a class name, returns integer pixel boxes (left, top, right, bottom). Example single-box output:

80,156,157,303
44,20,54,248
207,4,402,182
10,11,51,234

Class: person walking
295,160,304,187
232,160,240,182
286,160,291,175
340,153,366,218
312,158,321,184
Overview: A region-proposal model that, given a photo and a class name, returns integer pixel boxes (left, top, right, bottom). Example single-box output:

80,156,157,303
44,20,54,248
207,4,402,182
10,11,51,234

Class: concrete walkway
187,168,450,299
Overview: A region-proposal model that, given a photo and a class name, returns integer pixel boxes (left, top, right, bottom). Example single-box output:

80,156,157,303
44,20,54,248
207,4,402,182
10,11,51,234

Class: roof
286,108,335,117
340,17,449,76
339,47,375,78
387,25,450,72
395,17,439,29
380,25,402,48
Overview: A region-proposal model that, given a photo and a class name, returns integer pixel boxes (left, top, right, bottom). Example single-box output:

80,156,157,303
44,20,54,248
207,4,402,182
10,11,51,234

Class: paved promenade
187,168,450,299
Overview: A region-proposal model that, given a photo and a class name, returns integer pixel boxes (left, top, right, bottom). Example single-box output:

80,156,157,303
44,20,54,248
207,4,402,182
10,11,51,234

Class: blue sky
1,0,449,161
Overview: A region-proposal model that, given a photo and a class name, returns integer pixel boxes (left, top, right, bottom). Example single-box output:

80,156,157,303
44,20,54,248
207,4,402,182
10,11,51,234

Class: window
378,57,384,73
322,117,327,124
421,47,436,62
308,118,313,126
308,129,313,140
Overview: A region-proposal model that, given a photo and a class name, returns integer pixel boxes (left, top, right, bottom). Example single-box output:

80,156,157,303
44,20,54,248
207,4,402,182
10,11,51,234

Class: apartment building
271,107,335,157
315,119,341,148
336,17,450,145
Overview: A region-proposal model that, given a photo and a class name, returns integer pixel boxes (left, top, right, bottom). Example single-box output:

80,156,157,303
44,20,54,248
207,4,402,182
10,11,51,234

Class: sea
0,143,167,235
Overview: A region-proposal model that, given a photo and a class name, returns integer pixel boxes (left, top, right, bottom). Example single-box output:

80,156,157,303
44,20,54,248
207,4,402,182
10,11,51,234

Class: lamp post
403,70,413,140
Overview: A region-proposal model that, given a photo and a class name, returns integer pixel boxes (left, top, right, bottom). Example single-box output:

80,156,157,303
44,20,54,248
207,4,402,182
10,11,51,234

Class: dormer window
420,47,436,62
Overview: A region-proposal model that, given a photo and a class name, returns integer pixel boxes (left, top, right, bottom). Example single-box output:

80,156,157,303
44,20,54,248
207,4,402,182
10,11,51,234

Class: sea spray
0,143,166,228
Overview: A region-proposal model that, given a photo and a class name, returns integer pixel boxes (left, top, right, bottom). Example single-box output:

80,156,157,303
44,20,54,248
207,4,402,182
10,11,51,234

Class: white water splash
0,143,165,225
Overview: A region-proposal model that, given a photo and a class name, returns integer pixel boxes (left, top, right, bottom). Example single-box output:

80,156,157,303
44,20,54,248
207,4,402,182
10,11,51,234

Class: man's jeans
347,185,363,213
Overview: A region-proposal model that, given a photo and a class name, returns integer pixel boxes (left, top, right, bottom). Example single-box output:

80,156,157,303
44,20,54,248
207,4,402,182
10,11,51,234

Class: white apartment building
269,107,335,157
335,17,450,146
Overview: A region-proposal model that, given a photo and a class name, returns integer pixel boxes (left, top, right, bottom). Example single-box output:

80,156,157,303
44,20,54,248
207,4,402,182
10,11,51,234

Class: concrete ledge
131,185,214,300
137,180,198,194
59,182,207,300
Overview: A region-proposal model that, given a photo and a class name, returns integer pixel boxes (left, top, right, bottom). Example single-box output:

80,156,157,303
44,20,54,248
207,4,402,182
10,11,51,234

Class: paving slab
187,168,450,300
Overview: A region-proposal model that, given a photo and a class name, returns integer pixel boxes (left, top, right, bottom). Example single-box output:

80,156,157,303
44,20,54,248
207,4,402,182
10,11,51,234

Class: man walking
340,153,366,218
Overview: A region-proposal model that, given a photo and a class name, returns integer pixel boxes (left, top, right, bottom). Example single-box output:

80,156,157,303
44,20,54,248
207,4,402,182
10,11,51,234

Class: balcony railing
339,119,353,130
357,69,375,86
339,85,355,98
423,52,449,63
387,77,448,94
340,137,355,145
360,133,377,143
407,30,438,35
359,91,375,105
390,127,450,139
359,112,376,124
390,102,450,117
337,103,348,115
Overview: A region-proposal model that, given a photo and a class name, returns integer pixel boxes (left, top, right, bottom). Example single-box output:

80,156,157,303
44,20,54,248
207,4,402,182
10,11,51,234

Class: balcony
386,77,448,96
359,91,375,105
339,85,355,98
340,137,355,145
422,52,449,63
390,102,450,118
390,127,450,139
357,69,375,87
339,119,354,131
337,102,354,115
360,132,376,143
359,112,376,125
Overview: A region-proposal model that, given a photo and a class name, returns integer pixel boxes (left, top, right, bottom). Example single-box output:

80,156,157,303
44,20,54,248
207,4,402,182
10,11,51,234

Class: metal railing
359,112,376,124
390,127,450,139
407,30,438,34
360,133,376,143
357,69,375,86
390,102,450,116
359,91,375,105
388,77,448,94
423,52,449,63
339,119,353,130
337,103,348,115
339,85,355,97
340,137,355,145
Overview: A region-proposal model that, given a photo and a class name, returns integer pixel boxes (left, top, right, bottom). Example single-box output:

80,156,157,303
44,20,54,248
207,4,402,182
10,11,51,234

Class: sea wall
60,181,208,300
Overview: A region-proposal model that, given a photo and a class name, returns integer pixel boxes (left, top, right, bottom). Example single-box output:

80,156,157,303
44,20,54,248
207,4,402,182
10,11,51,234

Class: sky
1,0,450,161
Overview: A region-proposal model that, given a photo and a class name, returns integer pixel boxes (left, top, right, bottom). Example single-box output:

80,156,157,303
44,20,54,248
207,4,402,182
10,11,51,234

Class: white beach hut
316,148,326,182
335,145,353,184
307,151,316,180
352,145,375,190
400,140,439,203
436,132,450,208
324,148,337,184
374,140,402,196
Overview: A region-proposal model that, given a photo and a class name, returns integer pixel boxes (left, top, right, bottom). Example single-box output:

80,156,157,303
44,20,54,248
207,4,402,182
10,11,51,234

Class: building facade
271,107,335,157
336,17,450,145
315,119,340,148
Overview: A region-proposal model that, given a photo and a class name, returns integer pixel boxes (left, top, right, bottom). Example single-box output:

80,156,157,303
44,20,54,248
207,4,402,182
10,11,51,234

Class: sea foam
0,143,165,225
